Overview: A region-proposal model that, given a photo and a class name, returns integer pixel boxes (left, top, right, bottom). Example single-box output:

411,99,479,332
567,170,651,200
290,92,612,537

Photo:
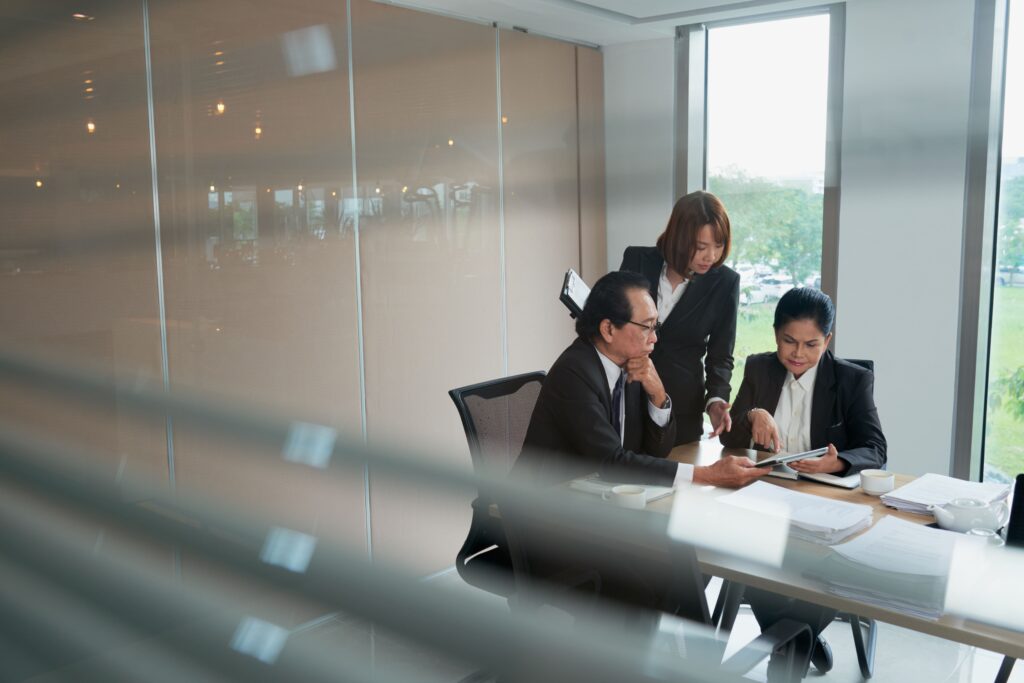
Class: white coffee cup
603,484,647,510
860,469,894,496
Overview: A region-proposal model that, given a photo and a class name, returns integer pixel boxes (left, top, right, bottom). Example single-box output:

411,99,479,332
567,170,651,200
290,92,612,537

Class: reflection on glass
499,29,580,374
230,616,289,664
260,526,319,573
706,14,830,374
350,0,504,571
0,0,167,488
985,0,1024,482
147,0,366,553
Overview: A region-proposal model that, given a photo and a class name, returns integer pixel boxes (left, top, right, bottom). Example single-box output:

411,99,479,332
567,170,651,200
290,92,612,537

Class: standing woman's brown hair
619,190,740,445
656,191,732,276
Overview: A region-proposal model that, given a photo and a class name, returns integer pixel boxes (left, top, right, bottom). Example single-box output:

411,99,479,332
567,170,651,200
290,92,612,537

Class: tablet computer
755,446,829,468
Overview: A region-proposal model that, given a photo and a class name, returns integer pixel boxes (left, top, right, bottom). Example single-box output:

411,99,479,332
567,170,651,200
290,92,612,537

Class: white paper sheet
718,480,872,534
881,473,1009,513
831,516,958,576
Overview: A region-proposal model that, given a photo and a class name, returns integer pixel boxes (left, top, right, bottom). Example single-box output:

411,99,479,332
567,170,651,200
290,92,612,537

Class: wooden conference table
662,440,1024,663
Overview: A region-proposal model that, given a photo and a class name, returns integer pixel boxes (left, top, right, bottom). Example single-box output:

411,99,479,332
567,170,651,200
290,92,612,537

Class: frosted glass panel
500,30,580,375
147,0,366,557
351,0,502,572
0,1,167,486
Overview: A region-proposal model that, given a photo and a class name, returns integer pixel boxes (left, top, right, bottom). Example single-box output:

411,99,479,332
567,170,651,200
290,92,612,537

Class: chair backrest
448,371,545,478
844,358,874,372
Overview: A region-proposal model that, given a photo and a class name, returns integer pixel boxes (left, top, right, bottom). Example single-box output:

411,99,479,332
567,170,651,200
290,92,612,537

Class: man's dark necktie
611,370,625,439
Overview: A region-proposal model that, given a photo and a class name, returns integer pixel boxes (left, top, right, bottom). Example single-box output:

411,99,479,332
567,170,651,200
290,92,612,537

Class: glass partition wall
0,0,605,575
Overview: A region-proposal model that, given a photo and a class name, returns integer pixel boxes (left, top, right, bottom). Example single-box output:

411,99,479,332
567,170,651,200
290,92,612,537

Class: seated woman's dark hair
773,287,835,336
576,271,652,340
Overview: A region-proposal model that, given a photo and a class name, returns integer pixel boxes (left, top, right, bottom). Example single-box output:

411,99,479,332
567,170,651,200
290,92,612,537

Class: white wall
602,0,978,476
604,37,676,272
834,0,975,476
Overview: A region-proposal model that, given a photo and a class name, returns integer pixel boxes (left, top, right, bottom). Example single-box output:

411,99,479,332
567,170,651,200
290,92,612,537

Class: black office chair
449,371,546,598
712,357,880,678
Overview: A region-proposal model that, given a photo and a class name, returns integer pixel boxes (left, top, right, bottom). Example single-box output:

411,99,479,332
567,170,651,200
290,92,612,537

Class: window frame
674,3,846,324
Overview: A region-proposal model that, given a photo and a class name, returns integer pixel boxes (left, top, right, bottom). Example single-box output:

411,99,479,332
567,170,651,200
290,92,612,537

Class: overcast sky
706,14,829,180
705,6,1023,179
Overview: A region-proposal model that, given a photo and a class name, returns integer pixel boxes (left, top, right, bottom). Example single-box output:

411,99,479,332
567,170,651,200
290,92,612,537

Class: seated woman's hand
748,408,781,453
788,443,845,474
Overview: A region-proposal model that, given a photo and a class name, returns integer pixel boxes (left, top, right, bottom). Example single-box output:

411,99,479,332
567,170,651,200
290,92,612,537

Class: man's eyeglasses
624,320,661,338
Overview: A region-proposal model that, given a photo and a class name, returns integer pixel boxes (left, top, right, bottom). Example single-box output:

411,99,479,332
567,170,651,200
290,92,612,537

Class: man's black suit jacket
720,350,887,475
510,337,678,487
619,246,739,444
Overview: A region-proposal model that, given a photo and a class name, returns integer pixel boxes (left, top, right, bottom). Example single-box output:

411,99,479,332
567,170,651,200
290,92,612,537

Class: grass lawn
733,302,777,381
985,285,1024,479
733,290,1024,480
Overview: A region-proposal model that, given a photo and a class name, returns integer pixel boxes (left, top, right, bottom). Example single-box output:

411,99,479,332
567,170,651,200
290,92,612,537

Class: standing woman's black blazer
619,246,739,444
720,350,887,475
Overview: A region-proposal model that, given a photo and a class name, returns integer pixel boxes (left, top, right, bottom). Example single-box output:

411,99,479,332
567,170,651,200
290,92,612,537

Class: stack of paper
718,481,873,545
881,473,1010,514
568,473,674,504
808,516,958,619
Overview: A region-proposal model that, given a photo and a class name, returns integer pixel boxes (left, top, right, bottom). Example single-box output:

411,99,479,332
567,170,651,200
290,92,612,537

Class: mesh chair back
449,371,545,479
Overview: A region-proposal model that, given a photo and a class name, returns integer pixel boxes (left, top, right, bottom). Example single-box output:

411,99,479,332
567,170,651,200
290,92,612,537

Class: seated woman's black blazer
620,246,739,445
720,350,887,475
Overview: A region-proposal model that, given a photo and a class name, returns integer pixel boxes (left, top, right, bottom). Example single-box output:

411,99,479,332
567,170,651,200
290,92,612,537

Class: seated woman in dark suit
721,286,886,475
721,287,887,673
619,191,739,445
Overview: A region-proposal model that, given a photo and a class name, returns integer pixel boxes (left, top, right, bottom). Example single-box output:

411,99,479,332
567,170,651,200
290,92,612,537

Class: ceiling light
215,101,225,115
71,12,95,21
86,120,96,134
35,179,43,188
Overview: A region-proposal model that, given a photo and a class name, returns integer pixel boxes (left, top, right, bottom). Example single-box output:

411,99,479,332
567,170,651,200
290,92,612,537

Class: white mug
602,484,647,510
860,469,895,496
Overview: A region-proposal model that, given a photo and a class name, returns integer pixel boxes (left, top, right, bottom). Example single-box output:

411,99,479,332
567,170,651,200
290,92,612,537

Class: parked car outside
996,265,1024,287
758,275,792,301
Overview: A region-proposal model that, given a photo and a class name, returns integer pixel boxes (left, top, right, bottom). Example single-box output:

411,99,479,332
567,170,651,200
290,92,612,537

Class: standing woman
619,191,739,445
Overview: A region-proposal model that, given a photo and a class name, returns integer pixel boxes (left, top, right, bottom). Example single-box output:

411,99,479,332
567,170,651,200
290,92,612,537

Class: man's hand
625,356,667,408
788,443,844,474
748,408,781,453
692,455,769,488
707,401,732,437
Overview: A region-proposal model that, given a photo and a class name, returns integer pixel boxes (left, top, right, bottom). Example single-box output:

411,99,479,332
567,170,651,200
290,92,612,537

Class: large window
985,0,1024,482
704,13,832,371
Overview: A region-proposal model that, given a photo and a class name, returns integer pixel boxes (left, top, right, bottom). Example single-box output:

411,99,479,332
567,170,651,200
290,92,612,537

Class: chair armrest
720,618,812,677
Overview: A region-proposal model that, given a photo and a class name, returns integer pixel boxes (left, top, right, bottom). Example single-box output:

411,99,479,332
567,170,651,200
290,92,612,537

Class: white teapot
929,497,1009,533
